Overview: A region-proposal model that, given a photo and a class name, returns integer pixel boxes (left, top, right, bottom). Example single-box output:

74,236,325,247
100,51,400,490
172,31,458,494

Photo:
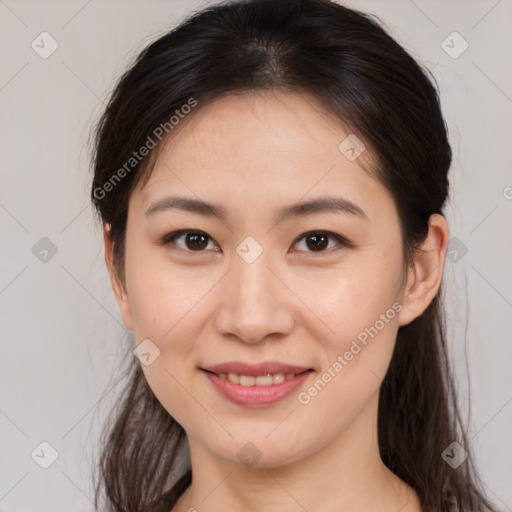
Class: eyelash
159,229,352,255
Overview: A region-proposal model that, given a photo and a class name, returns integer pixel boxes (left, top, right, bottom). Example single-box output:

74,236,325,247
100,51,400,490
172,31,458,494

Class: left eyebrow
144,195,368,223
274,196,368,223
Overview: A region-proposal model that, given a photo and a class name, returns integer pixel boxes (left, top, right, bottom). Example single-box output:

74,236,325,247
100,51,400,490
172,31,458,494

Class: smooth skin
104,90,449,512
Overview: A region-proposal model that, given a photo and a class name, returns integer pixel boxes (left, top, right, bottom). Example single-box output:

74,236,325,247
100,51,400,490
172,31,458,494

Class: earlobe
103,226,134,332
398,214,450,327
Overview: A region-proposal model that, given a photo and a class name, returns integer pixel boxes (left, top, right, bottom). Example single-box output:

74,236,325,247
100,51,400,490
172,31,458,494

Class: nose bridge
235,246,273,299
232,233,276,296
214,241,293,343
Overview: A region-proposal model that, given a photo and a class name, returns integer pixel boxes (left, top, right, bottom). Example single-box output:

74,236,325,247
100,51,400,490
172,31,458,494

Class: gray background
1,0,511,510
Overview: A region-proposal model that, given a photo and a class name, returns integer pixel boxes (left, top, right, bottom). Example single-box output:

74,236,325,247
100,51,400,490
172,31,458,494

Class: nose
214,249,295,344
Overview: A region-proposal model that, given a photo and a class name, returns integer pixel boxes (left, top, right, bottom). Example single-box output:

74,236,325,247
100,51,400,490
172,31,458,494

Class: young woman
90,0,498,510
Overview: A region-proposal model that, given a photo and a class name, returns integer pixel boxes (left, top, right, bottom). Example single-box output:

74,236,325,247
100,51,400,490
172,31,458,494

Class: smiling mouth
202,369,313,387
201,368,314,407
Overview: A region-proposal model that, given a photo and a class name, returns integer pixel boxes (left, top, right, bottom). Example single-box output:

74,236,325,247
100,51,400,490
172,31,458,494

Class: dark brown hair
90,0,497,510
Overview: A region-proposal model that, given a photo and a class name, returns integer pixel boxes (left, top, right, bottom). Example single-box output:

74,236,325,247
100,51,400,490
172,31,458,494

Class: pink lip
202,361,312,376
202,369,314,407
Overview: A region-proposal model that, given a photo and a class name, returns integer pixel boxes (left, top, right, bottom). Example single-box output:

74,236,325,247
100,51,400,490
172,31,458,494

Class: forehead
134,90,390,222
153,90,368,169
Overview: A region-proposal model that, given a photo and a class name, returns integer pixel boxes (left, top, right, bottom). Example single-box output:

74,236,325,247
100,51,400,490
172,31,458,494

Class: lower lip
202,370,313,407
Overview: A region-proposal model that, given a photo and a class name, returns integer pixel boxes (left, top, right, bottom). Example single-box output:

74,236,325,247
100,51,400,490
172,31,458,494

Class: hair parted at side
89,1,497,511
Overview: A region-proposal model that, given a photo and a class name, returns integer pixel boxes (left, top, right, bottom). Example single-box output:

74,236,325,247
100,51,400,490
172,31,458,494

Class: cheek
313,284,399,387
303,258,401,346
127,260,210,429
298,246,403,396
296,275,400,434
125,246,209,340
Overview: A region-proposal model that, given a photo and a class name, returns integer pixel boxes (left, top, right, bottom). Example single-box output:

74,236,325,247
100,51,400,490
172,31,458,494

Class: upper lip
202,361,313,376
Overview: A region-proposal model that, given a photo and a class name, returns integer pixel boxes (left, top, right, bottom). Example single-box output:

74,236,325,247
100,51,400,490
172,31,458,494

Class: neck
172,393,421,512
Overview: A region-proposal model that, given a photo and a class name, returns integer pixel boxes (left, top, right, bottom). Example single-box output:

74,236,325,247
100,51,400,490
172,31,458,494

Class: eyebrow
144,195,368,223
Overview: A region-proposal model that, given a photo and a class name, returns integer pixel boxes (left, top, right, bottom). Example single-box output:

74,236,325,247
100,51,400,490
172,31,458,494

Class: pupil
187,233,207,250
307,234,328,251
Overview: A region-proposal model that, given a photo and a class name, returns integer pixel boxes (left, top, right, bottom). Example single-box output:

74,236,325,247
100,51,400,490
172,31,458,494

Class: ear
398,214,450,327
103,225,134,332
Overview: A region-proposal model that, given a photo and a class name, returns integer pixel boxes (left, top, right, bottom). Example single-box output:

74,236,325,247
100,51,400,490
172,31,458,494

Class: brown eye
161,230,217,252
293,231,348,253
305,233,329,251
184,232,209,250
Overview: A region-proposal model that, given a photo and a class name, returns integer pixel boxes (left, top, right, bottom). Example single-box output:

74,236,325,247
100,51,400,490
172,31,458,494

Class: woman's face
113,90,413,467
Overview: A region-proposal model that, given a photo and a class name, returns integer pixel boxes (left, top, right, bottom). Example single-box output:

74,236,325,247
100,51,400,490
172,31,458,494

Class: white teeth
218,372,298,386
256,374,273,386
272,373,285,384
239,375,255,386
226,373,240,384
